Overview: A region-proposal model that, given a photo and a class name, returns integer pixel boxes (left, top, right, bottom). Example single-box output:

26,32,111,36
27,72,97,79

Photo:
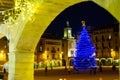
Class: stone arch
0,34,4,39
93,0,120,21
0,0,119,80
15,0,120,56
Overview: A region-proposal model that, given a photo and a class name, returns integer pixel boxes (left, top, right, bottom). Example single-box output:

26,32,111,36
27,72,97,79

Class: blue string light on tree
73,20,96,70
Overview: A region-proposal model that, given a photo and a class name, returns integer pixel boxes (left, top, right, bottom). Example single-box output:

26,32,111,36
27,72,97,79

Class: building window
47,55,49,59
68,29,71,33
47,48,49,51
51,47,56,53
108,34,112,41
116,46,119,51
71,50,74,57
46,41,60,45
109,42,111,48
57,48,59,51
102,43,104,49
115,40,117,44
102,50,103,57
40,46,43,52
52,54,55,59
95,44,98,49
102,35,105,41
95,36,98,42
62,43,64,47
115,33,118,37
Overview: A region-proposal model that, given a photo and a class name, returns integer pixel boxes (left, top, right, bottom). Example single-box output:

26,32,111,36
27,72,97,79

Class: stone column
8,50,34,80
118,22,120,80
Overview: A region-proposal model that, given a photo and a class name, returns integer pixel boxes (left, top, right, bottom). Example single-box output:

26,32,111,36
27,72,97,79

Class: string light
1,0,37,25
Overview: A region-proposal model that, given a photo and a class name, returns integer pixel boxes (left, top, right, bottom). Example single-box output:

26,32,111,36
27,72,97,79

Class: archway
0,34,9,80
0,0,119,80
0,36,9,64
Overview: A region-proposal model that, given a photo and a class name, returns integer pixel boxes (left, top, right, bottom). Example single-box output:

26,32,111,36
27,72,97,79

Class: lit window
40,46,42,51
68,30,71,33
108,35,111,40
47,48,49,51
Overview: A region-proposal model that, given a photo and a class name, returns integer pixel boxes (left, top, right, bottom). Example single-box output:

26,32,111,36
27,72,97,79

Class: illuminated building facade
90,24,119,59
62,21,76,66
0,23,118,68
36,21,76,67
35,34,63,67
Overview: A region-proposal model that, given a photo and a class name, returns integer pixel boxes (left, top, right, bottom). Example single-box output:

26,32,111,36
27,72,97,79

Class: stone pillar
8,50,34,80
118,23,120,80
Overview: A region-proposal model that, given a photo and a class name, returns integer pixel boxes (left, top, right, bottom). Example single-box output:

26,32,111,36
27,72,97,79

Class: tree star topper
81,20,86,27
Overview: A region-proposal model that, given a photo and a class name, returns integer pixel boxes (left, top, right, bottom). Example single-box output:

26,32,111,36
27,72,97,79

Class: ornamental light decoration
1,0,37,25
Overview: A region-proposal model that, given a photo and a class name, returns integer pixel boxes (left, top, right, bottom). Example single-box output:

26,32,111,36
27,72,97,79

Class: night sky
44,1,118,38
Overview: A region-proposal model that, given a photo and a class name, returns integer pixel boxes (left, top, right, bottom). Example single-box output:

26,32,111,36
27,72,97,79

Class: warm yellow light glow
43,51,47,59
111,49,116,59
0,53,4,57
59,78,67,80
59,53,62,59
3,0,39,25
63,78,67,80
45,51,47,53
96,58,99,60
43,54,47,59
22,15,25,20
1,50,4,53
92,53,96,56
90,53,96,58
68,51,71,57
0,50,6,61
15,22,18,25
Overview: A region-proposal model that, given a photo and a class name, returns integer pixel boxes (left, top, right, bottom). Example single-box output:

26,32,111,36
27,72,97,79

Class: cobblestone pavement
34,67,119,80
0,66,119,80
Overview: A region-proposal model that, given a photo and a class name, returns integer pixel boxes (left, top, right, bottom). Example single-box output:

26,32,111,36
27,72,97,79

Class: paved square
34,67,119,80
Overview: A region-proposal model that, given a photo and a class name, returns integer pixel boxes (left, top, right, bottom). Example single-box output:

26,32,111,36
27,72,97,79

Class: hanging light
2,0,38,25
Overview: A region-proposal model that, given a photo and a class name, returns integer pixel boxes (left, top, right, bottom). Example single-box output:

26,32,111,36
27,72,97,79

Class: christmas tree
73,21,96,70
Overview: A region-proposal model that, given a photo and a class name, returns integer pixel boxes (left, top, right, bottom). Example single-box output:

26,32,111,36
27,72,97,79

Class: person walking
3,62,9,73
112,62,116,71
45,66,48,75
99,62,102,72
